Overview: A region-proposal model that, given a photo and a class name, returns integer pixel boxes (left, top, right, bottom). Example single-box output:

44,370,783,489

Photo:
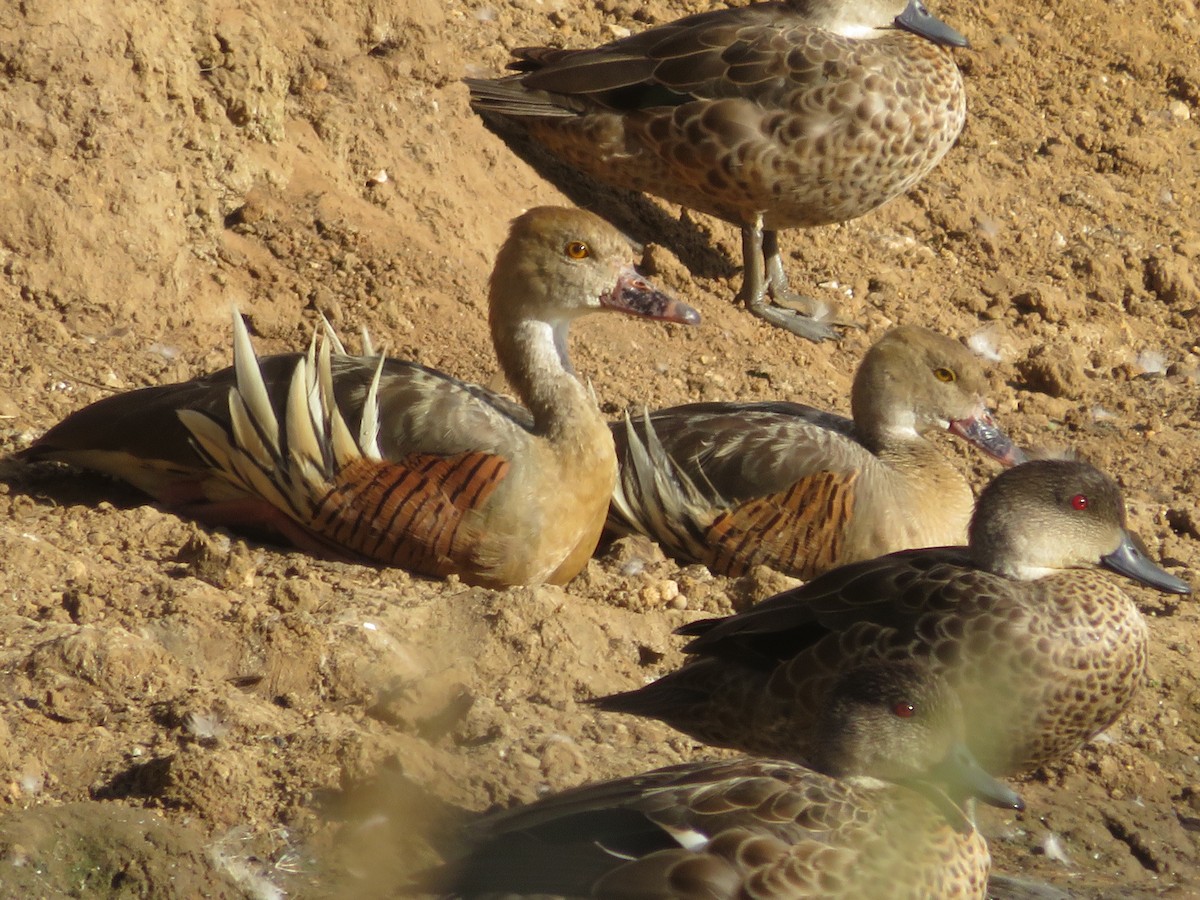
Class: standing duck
596,459,1191,775
427,660,1022,899
21,207,700,587
467,0,969,340
608,325,1023,579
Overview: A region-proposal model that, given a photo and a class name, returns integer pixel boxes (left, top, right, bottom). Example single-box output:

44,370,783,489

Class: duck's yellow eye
565,241,590,260
933,367,956,383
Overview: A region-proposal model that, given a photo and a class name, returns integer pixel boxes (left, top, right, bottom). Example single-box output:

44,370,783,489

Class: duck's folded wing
508,8,837,109
19,355,306,498
609,402,866,576
679,548,977,664
361,359,533,459
24,329,533,509
171,324,525,574
625,401,860,501
433,759,858,897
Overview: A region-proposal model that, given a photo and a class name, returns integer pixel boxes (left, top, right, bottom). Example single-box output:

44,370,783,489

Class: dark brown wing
19,355,310,475
432,758,866,898
679,548,980,665
608,401,866,575
22,354,533,487
624,401,861,503
510,6,838,110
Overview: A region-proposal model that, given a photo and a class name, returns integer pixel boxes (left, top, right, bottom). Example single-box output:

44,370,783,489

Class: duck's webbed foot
738,225,852,342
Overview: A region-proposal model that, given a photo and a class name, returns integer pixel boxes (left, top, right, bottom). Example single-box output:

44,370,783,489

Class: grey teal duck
467,0,969,341
596,459,1192,775
607,325,1024,579
429,660,1022,899
20,207,699,588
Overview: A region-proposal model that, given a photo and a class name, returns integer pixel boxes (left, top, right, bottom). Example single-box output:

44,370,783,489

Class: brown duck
427,660,1021,899
21,207,700,587
608,325,1023,579
596,459,1191,775
467,0,968,340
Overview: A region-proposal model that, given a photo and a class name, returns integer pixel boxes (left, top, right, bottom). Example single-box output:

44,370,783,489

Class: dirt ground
0,0,1198,896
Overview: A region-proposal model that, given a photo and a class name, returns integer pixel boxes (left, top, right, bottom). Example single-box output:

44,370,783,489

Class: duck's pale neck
856,408,928,457
492,315,598,441
968,524,1058,582
867,437,967,518
970,549,1056,582
851,365,925,454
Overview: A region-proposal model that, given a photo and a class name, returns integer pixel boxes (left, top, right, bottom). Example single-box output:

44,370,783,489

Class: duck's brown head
488,207,699,338
969,457,1191,593
789,0,968,48
851,325,1023,464
813,660,1022,825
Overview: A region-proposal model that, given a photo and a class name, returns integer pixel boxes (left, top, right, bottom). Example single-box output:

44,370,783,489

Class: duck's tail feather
607,410,721,565
177,310,384,530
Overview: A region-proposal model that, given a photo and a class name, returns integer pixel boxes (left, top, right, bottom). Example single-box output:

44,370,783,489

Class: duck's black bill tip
606,268,701,325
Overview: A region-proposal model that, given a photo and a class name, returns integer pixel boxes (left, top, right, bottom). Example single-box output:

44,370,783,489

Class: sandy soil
0,0,1198,896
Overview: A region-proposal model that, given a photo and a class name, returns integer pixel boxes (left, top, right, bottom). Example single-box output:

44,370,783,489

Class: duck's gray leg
737,219,842,342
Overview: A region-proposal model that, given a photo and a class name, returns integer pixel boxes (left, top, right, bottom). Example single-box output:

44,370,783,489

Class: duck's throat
495,317,595,438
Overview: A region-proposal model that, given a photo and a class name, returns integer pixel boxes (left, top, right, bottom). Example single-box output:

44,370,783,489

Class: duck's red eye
1071,494,1089,510
893,702,916,719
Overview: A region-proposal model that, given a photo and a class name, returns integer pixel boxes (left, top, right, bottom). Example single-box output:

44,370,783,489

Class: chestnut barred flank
608,326,1022,579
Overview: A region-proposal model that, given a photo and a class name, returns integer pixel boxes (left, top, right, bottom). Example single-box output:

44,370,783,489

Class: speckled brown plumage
596,459,1192,776
608,326,1023,579
20,207,700,587
467,0,969,339
430,662,1021,899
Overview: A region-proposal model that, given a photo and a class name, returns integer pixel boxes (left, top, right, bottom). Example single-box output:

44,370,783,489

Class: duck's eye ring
933,367,956,383
1070,494,1089,510
565,241,590,260
892,702,916,719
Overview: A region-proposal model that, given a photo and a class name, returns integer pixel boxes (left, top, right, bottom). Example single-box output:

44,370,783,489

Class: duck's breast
470,418,618,586
840,449,974,564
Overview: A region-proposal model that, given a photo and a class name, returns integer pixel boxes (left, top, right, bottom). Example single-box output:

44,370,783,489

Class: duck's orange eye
893,702,916,719
1071,494,1089,510
565,241,590,260
933,367,956,383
